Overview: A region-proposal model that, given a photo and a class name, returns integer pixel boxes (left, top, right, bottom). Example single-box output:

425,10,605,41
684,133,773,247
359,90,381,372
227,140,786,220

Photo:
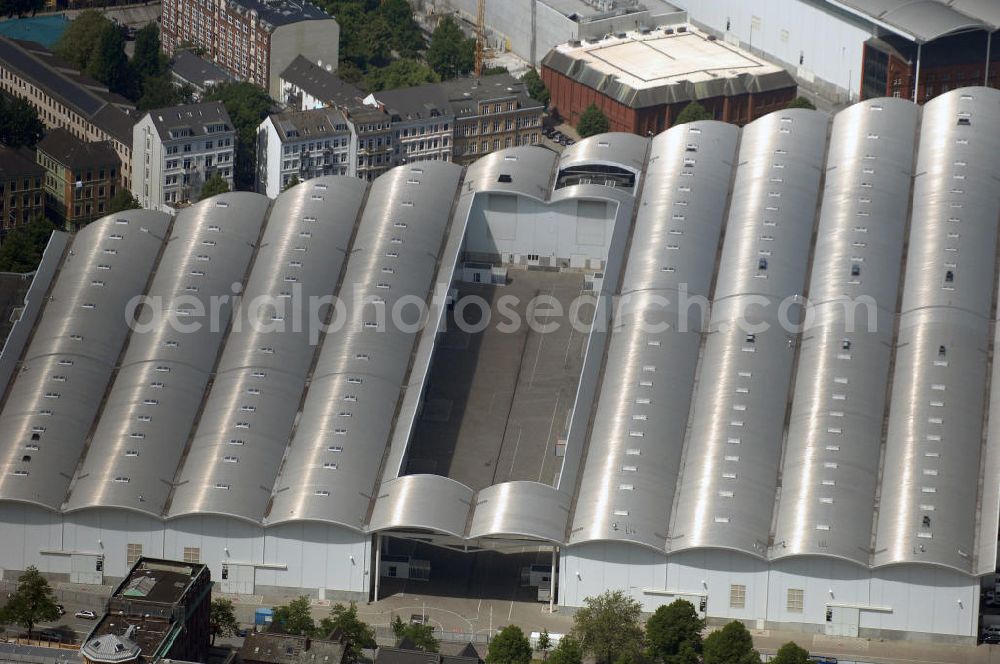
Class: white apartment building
132,102,236,211
255,107,356,199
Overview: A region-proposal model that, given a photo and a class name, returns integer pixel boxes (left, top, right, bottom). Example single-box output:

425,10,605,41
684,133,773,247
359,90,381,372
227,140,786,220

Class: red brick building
541,28,797,136
861,31,999,102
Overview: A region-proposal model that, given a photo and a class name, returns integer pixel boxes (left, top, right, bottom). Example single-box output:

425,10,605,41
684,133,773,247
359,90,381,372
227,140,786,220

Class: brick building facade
541,28,797,136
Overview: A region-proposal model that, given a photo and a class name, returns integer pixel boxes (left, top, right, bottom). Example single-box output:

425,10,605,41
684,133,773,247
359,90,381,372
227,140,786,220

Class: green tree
54,10,112,71
786,96,817,110
537,629,551,659
318,602,374,664
702,621,760,664
87,23,132,96
361,13,393,68
673,101,712,126
283,174,300,192
486,625,532,664
772,641,811,664
645,599,704,664
547,635,583,664
576,104,609,138
131,23,168,80
365,58,439,92
210,598,239,645
108,189,141,213
338,60,365,83
377,0,424,57
272,596,316,636
0,566,60,640
0,216,55,272
138,75,192,111
397,622,439,652
426,16,475,80
571,590,644,664
391,614,406,639
0,96,44,148
521,68,550,106
204,81,273,190
199,174,231,200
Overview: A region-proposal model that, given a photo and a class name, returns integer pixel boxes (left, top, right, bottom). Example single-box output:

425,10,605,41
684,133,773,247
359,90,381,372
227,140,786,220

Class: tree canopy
701,621,760,664
131,23,168,81
0,565,61,639
673,101,712,126
273,596,316,636
203,81,273,189
366,58,439,92
54,10,111,71
645,599,704,664
393,619,439,652
571,590,644,664
210,598,239,645
577,104,609,138
547,635,583,664
87,22,132,96
426,16,475,80
486,625,533,664
786,96,817,110
199,174,231,200
522,68,550,106
108,189,141,214
318,602,375,664
0,96,43,148
0,217,55,272
772,641,811,664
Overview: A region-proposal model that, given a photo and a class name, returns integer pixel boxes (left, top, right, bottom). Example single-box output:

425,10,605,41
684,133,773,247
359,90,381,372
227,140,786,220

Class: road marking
538,392,561,482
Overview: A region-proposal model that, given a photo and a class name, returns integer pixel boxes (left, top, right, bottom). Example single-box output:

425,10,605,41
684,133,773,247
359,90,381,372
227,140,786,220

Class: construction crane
474,0,486,77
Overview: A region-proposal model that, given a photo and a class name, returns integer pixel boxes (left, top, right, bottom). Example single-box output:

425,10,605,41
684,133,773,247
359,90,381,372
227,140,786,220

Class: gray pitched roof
280,55,364,107
37,128,120,169
0,37,135,144
170,50,235,89
145,101,233,141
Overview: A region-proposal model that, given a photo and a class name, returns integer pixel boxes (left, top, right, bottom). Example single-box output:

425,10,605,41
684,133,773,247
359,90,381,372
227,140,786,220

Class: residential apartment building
160,0,339,99
0,144,44,235
256,107,356,198
0,37,135,186
369,73,543,165
36,129,122,230
346,105,393,182
279,55,363,110
132,102,236,211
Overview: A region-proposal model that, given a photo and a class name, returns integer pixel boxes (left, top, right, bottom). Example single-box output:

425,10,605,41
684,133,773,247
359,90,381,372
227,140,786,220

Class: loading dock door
825,605,859,637
70,554,103,585
221,563,255,595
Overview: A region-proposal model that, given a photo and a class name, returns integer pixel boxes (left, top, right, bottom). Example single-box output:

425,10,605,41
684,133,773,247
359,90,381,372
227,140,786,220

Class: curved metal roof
772,98,918,566
266,162,463,529
63,193,270,516
558,132,649,175
669,110,829,557
874,88,1000,573
569,121,739,551
369,474,474,538
468,481,570,543
827,0,995,41
167,177,368,523
0,211,171,510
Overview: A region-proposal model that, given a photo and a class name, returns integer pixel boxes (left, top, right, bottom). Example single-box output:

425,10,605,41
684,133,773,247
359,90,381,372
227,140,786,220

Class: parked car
409,614,426,626
984,633,1000,645
56,603,65,616
75,610,97,620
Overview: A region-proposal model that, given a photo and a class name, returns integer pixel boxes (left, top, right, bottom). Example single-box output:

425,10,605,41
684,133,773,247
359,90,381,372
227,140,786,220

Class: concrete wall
561,543,980,640
465,193,614,264
672,0,873,100
255,119,284,199
270,20,340,100
0,504,371,601
132,116,165,211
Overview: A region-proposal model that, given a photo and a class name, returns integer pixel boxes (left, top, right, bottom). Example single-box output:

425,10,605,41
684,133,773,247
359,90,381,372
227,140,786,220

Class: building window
183,547,201,564
786,588,804,613
126,543,143,567
730,584,746,609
